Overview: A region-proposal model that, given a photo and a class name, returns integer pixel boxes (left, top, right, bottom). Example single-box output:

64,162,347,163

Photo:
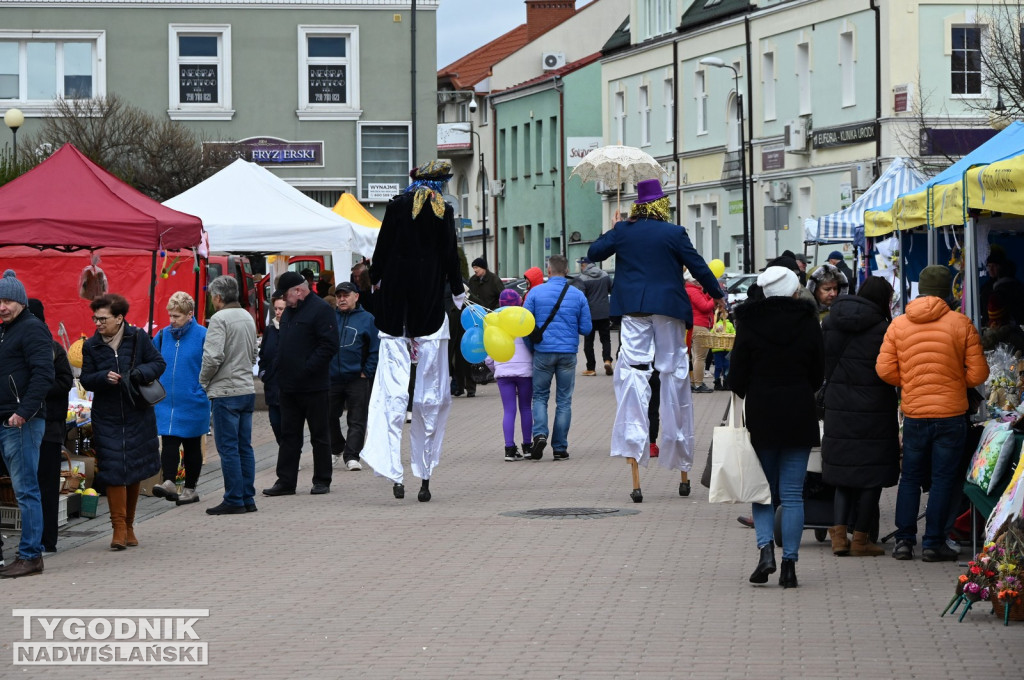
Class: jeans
894,415,967,549
752,446,810,561
583,318,613,371
329,377,370,461
532,352,577,452
0,418,46,559
211,394,256,507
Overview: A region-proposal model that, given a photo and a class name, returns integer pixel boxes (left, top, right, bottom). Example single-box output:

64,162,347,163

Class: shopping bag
708,394,771,504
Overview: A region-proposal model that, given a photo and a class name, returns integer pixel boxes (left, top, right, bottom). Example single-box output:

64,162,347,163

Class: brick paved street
2,340,1022,678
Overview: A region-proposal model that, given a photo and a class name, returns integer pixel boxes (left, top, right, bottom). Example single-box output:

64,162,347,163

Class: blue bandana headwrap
406,160,453,218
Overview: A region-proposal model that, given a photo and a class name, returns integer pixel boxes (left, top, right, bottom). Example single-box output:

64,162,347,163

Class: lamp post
699,57,751,273
453,122,488,265
4,108,24,164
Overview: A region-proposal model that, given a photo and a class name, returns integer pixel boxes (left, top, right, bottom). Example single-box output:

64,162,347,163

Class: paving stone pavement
2,342,1022,678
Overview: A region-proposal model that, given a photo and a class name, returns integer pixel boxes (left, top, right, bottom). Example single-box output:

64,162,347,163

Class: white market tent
811,157,929,245
163,159,379,268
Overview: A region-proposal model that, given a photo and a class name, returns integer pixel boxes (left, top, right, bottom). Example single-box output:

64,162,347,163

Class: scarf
406,179,447,219
170,317,194,341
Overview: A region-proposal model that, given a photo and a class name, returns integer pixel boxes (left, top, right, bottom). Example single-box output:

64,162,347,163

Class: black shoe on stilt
749,544,776,584
630,488,643,503
393,483,405,499
418,480,431,502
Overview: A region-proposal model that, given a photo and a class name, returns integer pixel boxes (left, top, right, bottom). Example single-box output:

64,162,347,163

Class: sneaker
521,442,532,457
649,443,659,458
693,384,714,394
176,488,199,505
922,544,959,562
504,445,520,462
892,539,914,560
346,459,363,471
582,370,597,376
151,479,179,501
604,360,613,375
206,502,246,515
332,454,342,468
531,434,547,460
552,450,569,461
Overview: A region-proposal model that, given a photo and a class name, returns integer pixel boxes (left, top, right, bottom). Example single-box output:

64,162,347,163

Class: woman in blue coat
151,292,210,506
80,294,165,551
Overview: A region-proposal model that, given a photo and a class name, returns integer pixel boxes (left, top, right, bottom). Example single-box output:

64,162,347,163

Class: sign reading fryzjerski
179,65,218,103
812,122,878,149
308,66,346,104
204,137,324,167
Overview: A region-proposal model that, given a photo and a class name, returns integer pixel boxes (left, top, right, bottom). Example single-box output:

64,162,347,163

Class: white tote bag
708,394,772,505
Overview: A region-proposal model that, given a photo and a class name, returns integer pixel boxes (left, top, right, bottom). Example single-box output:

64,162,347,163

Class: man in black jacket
262,272,338,496
0,271,55,578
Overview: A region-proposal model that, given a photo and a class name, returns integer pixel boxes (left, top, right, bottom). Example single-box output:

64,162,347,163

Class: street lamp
699,57,751,273
452,123,489,265
4,108,25,164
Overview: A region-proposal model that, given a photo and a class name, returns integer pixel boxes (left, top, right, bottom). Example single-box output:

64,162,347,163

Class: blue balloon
461,304,482,331
460,326,487,363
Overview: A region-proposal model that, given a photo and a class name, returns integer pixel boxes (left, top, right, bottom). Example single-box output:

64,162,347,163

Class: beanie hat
918,265,951,299
0,269,28,306
758,266,800,299
471,258,487,270
499,289,522,307
828,251,844,262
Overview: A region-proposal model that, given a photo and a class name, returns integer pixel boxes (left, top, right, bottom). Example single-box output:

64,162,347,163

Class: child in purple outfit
486,289,534,461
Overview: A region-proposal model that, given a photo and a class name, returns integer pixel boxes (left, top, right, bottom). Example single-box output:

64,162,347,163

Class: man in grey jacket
573,257,613,376
199,275,258,515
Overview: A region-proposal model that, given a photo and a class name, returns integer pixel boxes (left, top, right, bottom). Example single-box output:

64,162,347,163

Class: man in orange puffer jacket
876,265,989,563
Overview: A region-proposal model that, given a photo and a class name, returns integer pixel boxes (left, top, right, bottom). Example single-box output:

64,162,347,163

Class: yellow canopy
332,192,382,229
965,154,1024,216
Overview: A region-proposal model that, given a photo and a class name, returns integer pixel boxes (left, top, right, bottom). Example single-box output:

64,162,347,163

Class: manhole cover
501,507,639,519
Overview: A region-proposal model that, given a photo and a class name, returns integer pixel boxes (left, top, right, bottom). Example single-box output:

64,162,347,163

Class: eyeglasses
92,316,112,324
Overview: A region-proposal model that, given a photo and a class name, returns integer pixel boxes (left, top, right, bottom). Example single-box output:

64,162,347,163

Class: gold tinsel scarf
629,196,672,222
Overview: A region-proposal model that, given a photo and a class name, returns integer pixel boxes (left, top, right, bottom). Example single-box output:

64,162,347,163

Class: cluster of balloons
708,258,726,279
460,303,536,363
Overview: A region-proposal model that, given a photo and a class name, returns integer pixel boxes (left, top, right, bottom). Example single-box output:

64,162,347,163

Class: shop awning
814,157,926,243
965,150,1024,215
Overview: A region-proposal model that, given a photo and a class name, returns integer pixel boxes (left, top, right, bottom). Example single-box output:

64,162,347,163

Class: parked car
726,273,758,306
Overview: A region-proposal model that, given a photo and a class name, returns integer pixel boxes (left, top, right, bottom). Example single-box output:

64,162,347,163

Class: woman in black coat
820,277,899,557
80,294,165,551
730,267,824,588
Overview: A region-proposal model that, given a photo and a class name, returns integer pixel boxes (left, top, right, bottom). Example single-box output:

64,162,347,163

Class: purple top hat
634,178,667,204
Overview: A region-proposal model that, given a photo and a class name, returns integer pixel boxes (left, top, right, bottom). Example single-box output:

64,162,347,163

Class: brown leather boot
830,525,850,555
850,531,885,556
125,482,141,547
107,485,128,550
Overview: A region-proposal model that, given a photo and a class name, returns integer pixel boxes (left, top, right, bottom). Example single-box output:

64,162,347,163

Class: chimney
526,0,577,41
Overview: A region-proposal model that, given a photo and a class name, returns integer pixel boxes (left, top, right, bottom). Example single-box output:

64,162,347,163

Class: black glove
130,368,145,385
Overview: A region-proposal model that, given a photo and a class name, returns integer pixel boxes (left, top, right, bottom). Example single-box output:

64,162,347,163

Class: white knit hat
757,266,799,299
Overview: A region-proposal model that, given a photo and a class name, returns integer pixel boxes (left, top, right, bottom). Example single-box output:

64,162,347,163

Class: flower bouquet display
943,517,1024,625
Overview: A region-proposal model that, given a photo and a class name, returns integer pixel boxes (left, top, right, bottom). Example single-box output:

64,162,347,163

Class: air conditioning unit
784,119,808,153
769,180,791,203
542,52,566,71
851,163,875,191
488,180,505,197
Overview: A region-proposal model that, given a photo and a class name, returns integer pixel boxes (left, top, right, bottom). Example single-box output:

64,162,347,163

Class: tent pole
147,250,157,335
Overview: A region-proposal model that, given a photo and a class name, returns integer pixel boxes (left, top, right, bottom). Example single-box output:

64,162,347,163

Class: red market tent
0,143,202,250
0,143,204,336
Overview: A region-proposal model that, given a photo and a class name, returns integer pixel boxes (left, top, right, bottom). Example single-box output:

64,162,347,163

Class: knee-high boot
107,486,127,550
125,482,141,547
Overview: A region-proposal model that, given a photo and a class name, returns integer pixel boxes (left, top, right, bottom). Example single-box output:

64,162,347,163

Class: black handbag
529,281,571,344
126,328,166,408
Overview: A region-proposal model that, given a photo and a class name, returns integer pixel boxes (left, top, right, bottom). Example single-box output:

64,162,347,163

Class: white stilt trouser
611,314,694,471
362,316,452,485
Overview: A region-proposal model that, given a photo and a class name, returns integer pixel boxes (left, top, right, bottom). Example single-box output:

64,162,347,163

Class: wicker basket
700,333,735,351
993,596,1024,624
0,476,15,507
60,449,85,493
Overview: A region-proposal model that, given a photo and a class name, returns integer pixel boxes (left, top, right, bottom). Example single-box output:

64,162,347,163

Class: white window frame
0,30,106,116
614,90,626,145
639,84,651,146
839,31,855,108
297,25,361,120
642,0,674,40
356,121,411,203
695,70,707,136
796,42,811,115
168,24,233,120
664,77,674,142
950,24,984,97
762,51,776,121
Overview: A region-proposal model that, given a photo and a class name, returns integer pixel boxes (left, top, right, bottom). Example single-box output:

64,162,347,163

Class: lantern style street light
4,108,25,164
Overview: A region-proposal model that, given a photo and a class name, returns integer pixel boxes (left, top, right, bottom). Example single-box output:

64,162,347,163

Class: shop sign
566,137,602,167
811,122,878,149
893,84,911,113
762,144,785,171
729,200,744,215
179,65,218,103
204,137,324,167
367,183,400,201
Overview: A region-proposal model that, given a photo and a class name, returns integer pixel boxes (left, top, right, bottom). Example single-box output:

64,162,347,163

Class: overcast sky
436,0,586,69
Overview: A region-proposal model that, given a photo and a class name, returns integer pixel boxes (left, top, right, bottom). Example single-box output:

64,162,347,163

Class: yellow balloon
708,259,726,279
483,326,516,362
483,312,501,327
498,306,536,338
